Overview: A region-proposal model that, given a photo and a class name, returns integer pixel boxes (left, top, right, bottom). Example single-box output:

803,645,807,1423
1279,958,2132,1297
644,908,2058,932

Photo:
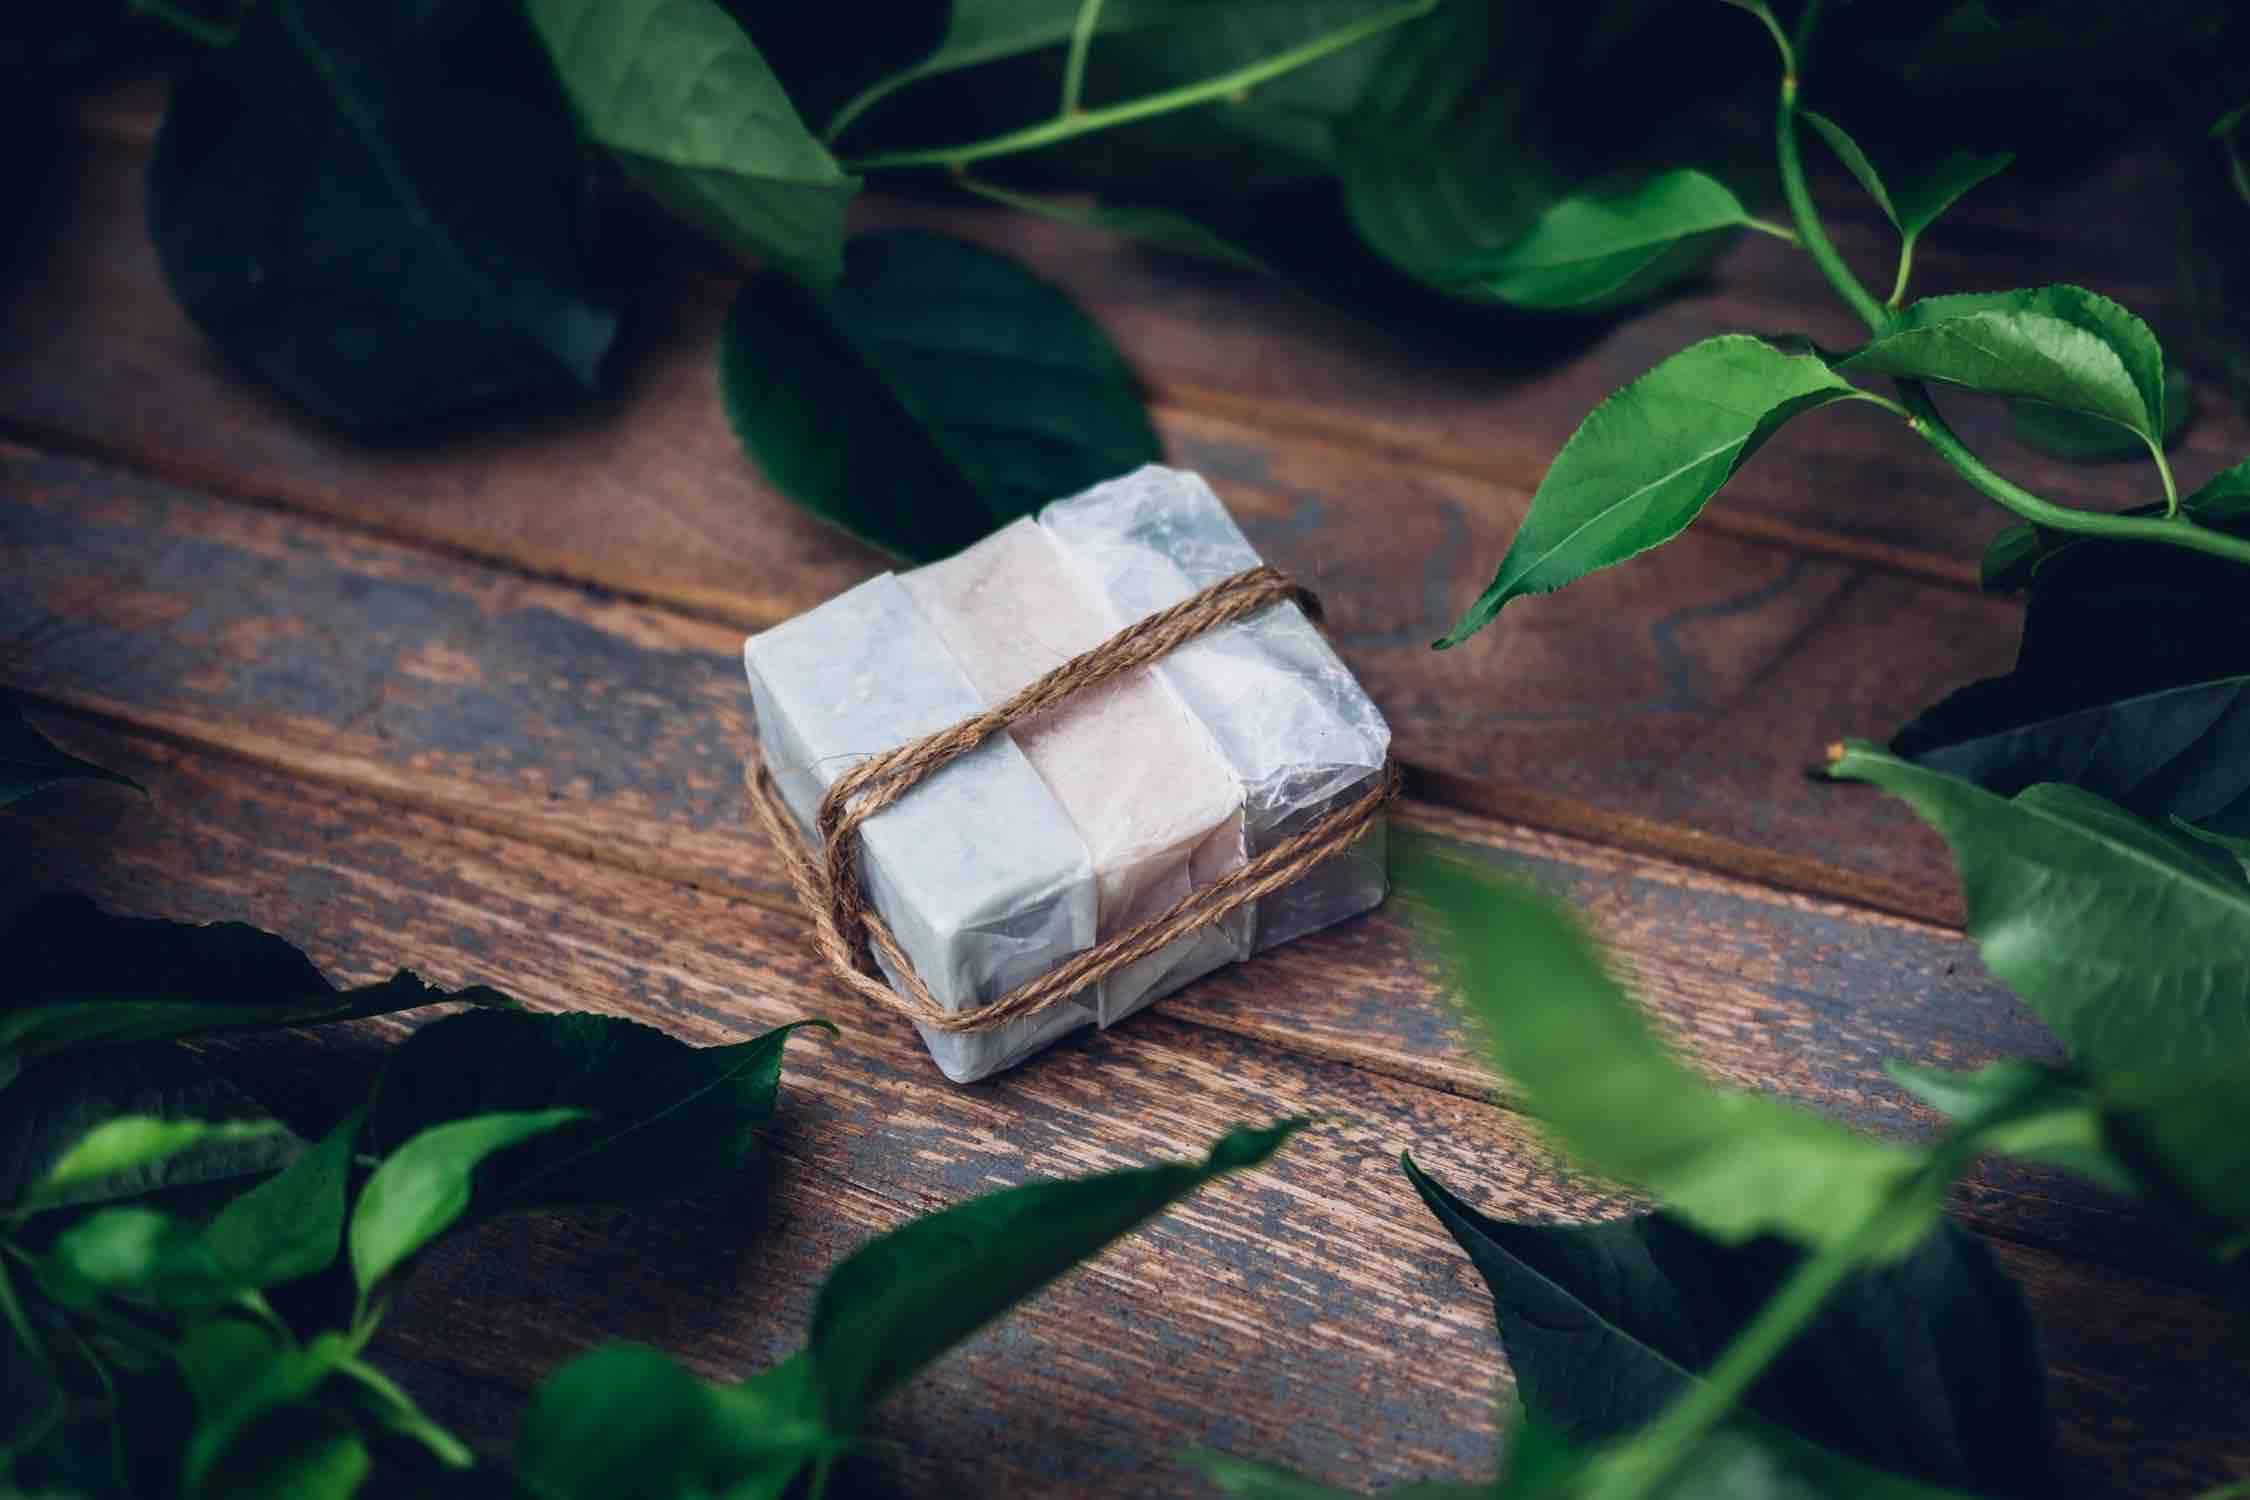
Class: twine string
744,565,1396,1035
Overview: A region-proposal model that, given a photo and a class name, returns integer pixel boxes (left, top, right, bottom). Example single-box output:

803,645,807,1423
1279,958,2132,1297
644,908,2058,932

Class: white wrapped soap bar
744,466,1391,1082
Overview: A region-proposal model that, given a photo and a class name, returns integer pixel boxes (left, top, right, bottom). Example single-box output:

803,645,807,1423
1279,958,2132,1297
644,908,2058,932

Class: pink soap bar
901,519,1247,1024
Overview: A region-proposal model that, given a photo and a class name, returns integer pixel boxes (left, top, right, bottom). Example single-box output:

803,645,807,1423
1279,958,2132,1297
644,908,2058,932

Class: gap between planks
0,431,1961,931
16,694,2054,1246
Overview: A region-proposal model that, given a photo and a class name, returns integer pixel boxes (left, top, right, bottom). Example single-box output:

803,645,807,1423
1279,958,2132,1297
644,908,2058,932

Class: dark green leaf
202,1111,360,1285
0,700,138,808
1897,674,2250,837
2012,367,2193,460
366,1011,827,1215
0,893,509,1082
1401,848,1945,1255
807,1120,1305,1425
524,0,855,287
21,1116,287,1216
516,1345,835,1500
0,1258,65,1461
721,229,1160,562
1841,286,2166,446
1828,744,2250,1074
1341,1,1755,312
175,1320,344,1486
146,0,617,435
1403,1157,2055,1496
348,1108,586,1293
1436,336,1865,646
0,1044,296,1214
1799,113,2009,242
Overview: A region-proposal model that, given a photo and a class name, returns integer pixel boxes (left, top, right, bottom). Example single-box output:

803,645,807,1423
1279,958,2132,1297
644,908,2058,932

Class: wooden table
7,81,2248,1497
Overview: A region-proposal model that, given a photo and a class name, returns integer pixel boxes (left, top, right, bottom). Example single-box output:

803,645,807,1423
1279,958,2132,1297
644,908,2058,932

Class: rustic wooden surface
6,78,2249,1497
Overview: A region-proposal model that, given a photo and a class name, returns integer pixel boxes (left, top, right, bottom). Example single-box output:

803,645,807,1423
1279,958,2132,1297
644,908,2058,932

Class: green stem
1887,232,1917,309
1740,216,1800,245
1060,0,1105,116
342,1354,476,1467
1762,3,2245,570
1589,1225,1872,1500
842,0,1435,172
1731,0,1795,82
1902,382,2250,565
128,0,234,46
2150,437,2182,519
1774,79,1886,334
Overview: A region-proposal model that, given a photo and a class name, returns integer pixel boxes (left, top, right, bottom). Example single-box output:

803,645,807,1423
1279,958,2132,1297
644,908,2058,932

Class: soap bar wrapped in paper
743,466,1392,1082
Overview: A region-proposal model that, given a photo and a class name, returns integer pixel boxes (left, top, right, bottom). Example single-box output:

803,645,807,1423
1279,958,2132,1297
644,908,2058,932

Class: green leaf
366,1012,826,1215
1451,170,1758,313
517,1345,837,1500
0,700,138,808
1187,1449,1486,1497
175,1320,341,1486
2098,1052,2250,1257
1883,1061,2134,1195
22,1116,288,1216
1403,1157,2056,1496
40,1207,243,1310
1890,1055,2250,1263
2012,367,2193,460
806,1120,1305,1425
523,0,856,288
1799,113,2009,243
960,177,1274,273
0,893,510,1082
1436,336,1865,646
721,229,1161,562
1842,285,2166,446
1402,848,1944,1256
347,1108,586,1293
1340,3,1748,313
1828,744,2250,1074
202,1111,360,1285
146,0,617,435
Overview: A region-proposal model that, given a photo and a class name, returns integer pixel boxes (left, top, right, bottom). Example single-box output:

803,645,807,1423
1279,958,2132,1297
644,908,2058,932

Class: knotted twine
743,564,1400,1035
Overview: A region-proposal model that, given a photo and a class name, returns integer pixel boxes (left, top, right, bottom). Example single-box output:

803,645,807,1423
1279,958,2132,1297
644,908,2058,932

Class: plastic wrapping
743,467,1392,1082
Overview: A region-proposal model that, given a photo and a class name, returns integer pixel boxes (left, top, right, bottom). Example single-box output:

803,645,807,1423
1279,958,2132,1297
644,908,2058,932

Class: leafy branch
834,0,1437,174
1438,0,2250,645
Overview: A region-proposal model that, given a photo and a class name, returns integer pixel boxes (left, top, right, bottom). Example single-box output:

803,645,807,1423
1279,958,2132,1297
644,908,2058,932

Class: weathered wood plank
0,443,2052,1101
44,92,2246,583
7,725,2244,1497
0,411,2017,926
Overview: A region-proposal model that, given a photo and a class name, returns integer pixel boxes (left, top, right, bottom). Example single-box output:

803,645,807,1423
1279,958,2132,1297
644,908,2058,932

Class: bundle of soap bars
744,467,1392,1082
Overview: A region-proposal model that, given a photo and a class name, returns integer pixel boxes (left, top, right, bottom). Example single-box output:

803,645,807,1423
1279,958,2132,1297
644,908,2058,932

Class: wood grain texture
0,363,2020,929
0,444,2191,1280
8,723,2247,1497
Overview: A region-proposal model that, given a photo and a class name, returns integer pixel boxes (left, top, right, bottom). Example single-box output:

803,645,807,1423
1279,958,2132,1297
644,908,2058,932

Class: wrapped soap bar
743,466,1392,1082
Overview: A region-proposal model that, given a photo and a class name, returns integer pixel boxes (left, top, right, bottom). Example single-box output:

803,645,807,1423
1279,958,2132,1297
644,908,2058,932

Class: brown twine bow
742,564,1399,1035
